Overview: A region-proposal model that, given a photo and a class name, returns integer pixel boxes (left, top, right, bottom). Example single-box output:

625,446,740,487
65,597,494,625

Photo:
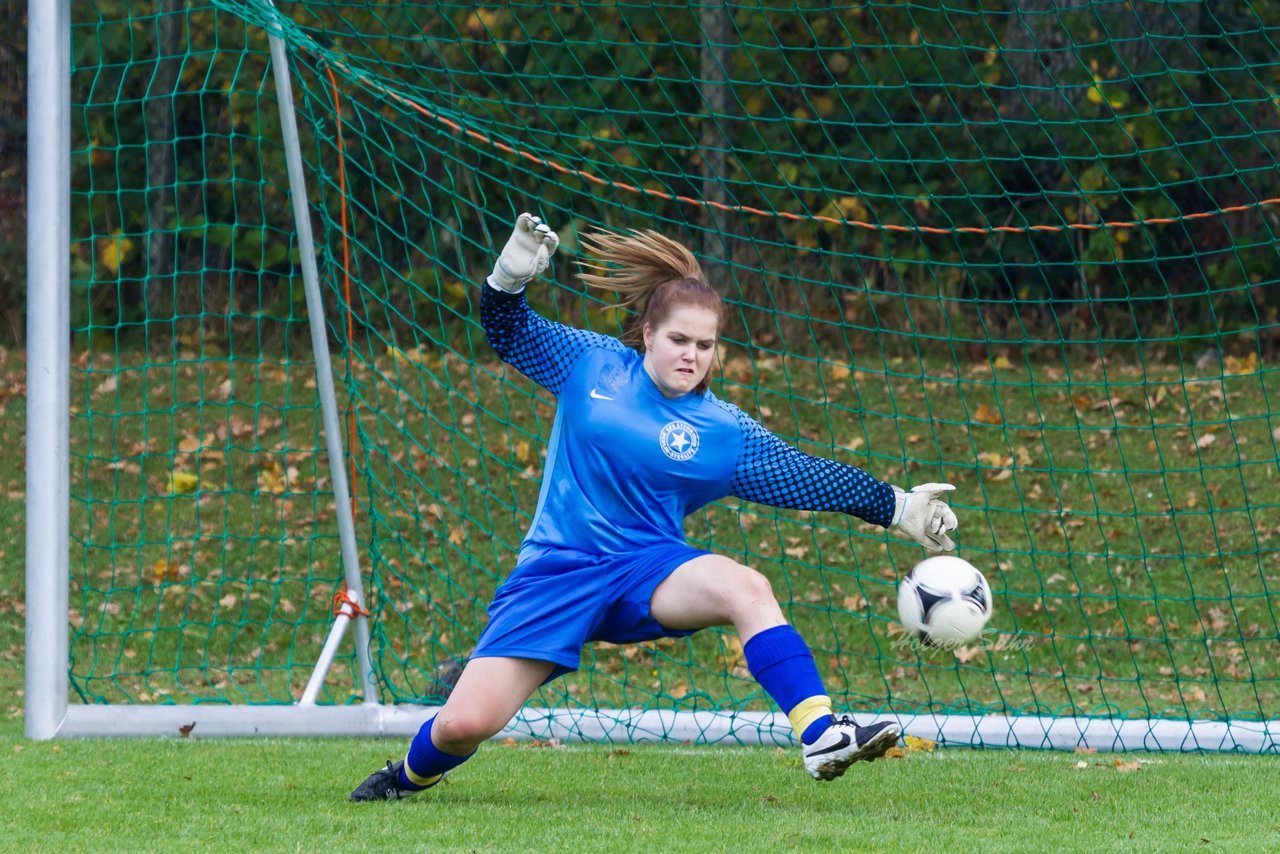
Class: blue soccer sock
743,624,833,745
399,715,475,791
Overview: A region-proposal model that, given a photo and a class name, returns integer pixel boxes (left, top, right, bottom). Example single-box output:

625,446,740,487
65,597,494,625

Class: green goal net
62,0,1280,748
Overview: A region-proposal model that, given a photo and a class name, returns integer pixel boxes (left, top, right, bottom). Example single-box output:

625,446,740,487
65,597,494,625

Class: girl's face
642,305,719,397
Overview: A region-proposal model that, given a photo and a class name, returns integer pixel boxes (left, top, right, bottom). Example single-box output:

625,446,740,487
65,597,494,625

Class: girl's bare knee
738,566,775,602
716,562,778,617
433,708,503,753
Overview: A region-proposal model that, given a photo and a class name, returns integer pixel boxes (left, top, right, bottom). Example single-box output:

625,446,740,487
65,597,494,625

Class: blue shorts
471,542,711,680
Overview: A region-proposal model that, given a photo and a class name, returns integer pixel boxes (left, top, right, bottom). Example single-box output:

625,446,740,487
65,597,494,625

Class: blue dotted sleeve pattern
726,404,897,527
480,283,628,395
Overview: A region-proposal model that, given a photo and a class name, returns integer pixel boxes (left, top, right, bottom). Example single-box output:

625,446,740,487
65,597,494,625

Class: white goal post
23,0,388,742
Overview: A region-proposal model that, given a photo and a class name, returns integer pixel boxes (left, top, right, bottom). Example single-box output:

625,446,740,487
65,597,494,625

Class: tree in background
0,0,25,342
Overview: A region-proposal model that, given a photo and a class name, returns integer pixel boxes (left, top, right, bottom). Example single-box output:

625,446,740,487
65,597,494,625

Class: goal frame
24,0,1280,754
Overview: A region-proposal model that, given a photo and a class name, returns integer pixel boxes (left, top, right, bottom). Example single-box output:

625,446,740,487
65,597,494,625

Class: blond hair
578,228,705,309
577,227,724,394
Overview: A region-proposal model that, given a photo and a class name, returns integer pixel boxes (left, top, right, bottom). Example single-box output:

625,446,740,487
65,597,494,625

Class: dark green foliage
66,1,1280,350
0,0,26,342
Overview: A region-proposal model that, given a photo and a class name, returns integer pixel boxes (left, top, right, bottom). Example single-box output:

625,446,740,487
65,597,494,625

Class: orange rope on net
322,63,363,525
308,52,1280,238
332,584,371,619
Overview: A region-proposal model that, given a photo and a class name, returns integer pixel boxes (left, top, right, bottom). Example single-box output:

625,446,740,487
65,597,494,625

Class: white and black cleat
802,717,900,781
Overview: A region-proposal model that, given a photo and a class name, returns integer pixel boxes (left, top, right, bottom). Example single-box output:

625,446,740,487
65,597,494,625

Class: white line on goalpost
47,705,1280,753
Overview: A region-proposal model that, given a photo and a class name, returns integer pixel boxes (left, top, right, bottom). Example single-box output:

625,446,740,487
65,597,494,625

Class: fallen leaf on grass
150,559,190,584
884,736,937,760
973,403,1003,425
525,738,562,749
387,345,427,368
1224,352,1259,376
169,471,199,494
903,735,937,752
257,462,286,494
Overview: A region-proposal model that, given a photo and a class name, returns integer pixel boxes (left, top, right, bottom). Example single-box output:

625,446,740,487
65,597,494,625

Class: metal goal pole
266,13,377,705
24,0,72,741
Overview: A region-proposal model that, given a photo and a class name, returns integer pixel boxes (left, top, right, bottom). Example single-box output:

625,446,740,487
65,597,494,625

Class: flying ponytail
578,227,723,338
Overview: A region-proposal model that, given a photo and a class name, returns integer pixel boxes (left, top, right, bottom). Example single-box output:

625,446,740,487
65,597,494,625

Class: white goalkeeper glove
486,212,560,293
891,482,958,552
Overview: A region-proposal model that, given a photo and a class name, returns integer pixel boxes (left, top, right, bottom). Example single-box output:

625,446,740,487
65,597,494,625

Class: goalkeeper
351,213,959,801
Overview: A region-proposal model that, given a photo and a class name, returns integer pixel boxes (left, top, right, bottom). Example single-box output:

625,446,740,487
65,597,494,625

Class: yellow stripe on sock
787,695,832,738
402,758,443,788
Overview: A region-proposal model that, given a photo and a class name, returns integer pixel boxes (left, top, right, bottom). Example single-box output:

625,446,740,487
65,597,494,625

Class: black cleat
349,760,430,802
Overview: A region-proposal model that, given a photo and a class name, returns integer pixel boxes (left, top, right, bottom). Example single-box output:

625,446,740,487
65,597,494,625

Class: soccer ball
897,555,993,647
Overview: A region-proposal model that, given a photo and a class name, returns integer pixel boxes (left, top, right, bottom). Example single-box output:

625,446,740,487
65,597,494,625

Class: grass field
6,335,1280,850
2,727,1280,852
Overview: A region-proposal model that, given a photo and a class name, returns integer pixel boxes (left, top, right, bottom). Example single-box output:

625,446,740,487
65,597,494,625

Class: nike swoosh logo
589,389,614,401
806,733,852,757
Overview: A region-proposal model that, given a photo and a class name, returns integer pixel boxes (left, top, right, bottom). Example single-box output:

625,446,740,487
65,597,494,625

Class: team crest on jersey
659,420,700,461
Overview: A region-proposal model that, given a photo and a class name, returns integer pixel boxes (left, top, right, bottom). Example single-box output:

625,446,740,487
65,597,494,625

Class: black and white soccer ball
897,556,993,647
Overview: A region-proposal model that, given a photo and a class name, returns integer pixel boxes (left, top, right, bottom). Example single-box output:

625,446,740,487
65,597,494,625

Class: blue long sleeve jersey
481,284,897,560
